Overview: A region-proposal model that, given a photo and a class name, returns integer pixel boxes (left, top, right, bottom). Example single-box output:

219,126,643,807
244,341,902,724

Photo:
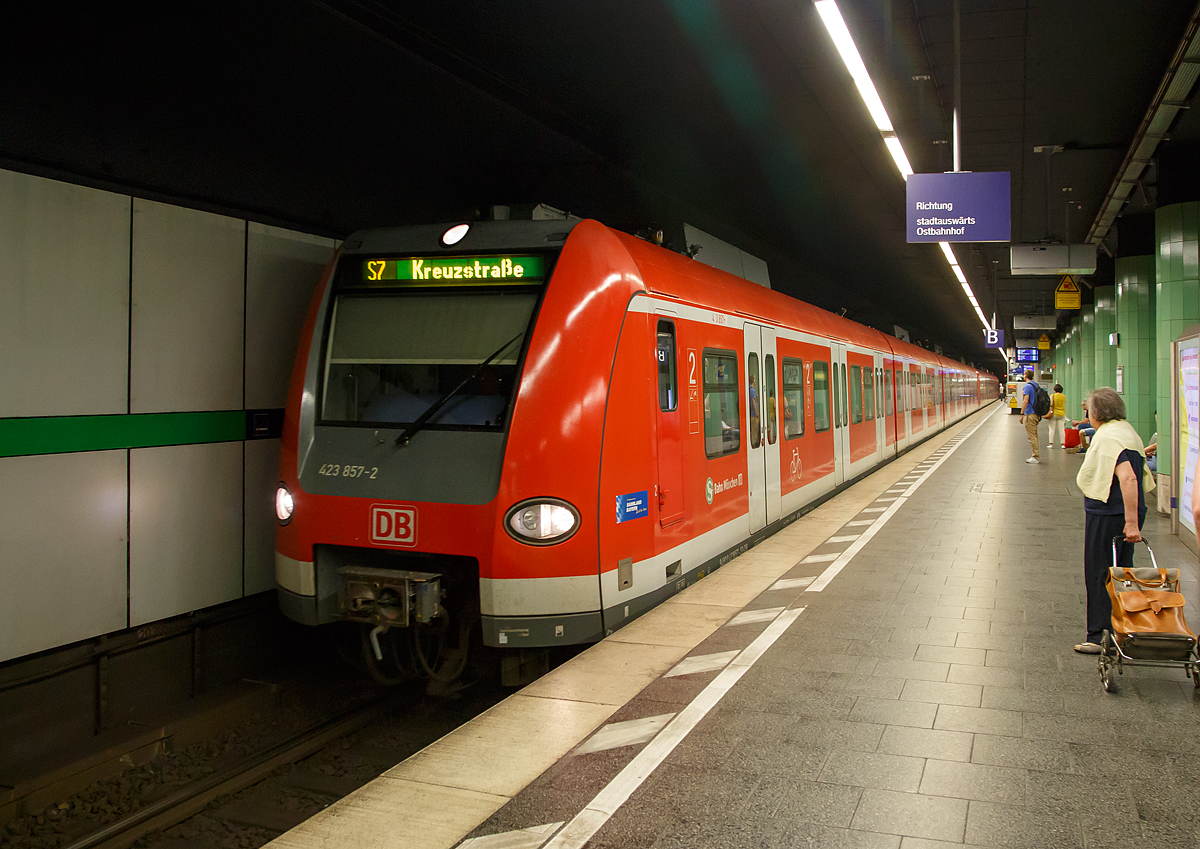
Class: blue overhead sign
984,328,1004,349
907,171,1011,243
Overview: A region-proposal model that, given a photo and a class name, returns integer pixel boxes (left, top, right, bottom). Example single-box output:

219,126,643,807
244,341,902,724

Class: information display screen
1178,338,1200,540
1015,348,1039,363
353,255,545,287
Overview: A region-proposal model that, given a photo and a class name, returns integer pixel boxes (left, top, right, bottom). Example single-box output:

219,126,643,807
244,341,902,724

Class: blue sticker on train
616,491,649,523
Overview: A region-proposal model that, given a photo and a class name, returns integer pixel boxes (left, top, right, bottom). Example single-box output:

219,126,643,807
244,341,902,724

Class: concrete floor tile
899,679,982,707
875,659,951,682
933,704,1021,736
876,726,973,762
970,734,1073,772
965,800,1083,848
919,759,1026,805
848,697,938,729
817,749,926,792
851,788,968,842
915,644,987,666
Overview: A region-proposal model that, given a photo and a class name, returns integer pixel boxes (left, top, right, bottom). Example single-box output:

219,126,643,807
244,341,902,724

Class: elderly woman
1073,388,1155,654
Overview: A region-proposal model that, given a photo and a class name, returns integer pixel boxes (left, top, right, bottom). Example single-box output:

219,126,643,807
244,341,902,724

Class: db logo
370,504,417,548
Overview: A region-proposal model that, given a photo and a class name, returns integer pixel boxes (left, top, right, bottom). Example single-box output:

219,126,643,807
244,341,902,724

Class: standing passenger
1046,383,1067,449
1073,388,1153,654
1020,370,1041,463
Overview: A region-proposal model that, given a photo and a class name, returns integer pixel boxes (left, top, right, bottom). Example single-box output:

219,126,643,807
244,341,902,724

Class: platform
269,402,1200,849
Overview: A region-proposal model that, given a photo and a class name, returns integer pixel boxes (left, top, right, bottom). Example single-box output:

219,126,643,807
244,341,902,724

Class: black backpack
1033,383,1052,417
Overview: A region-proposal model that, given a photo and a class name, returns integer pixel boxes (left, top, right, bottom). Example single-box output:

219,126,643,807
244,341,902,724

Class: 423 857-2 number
318,463,378,479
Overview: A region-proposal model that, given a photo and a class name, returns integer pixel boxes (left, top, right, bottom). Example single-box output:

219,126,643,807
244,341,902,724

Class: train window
885,369,894,416
849,365,863,424
702,350,740,458
764,355,777,445
747,352,761,449
841,363,848,426
782,358,805,438
864,366,875,422
656,321,677,412
320,291,537,428
832,363,841,428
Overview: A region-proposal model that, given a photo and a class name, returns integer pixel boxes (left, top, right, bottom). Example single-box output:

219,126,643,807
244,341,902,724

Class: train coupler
338,566,442,629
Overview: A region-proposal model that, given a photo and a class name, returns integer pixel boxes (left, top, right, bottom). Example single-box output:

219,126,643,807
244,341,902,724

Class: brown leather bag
1107,568,1196,637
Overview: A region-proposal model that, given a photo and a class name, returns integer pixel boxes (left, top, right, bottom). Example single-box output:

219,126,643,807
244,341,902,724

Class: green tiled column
1116,255,1157,440
1094,285,1117,393
1080,305,1096,405
1066,318,1082,411
1155,201,1200,469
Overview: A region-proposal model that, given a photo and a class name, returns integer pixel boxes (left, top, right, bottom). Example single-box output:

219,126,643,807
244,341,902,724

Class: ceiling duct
1087,6,1200,246
1010,244,1097,275
1013,315,1058,330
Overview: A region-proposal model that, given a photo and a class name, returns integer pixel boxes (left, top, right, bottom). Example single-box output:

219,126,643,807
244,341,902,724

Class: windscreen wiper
396,332,523,447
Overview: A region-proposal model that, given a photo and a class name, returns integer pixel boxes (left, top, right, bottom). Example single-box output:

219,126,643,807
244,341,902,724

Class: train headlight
275,484,294,524
442,223,470,246
504,498,580,545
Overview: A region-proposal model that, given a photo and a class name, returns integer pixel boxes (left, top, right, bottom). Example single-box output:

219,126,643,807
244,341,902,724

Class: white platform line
860,506,888,513
771,576,816,590
727,607,785,626
805,406,1000,594
459,821,565,848
827,534,860,543
575,714,677,753
540,606,806,849
801,552,840,563
664,651,740,678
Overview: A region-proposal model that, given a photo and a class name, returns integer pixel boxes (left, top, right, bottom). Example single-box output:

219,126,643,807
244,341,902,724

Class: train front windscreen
319,253,548,430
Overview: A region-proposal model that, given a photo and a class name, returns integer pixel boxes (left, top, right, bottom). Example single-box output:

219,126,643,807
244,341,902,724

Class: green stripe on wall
0,411,247,457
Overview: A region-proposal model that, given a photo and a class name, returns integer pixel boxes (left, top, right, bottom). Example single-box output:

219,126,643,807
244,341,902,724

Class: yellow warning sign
1055,275,1081,310
1038,334,1050,350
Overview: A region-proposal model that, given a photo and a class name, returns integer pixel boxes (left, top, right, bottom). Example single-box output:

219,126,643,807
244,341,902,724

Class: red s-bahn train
274,217,999,682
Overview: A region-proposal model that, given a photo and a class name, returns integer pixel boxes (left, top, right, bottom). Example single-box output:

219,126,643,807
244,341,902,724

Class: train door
654,315,684,527
879,359,895,457
892,358,909,452
910,364,924,435
874,357,887,457
743,324,781,533
831,342,850,485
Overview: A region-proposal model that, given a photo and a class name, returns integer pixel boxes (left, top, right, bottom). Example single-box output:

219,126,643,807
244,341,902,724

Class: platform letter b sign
371,505,418,547
984,328,1004,349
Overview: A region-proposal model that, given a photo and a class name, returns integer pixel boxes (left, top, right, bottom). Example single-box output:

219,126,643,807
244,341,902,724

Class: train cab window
747,352,761,449
885,369,894,416
849,365,863,424
813,361,830,432
656,321,677,412
764,355,778,445
320,290,537,428
864,366,875,422
702,351,740,458
782,358,805,438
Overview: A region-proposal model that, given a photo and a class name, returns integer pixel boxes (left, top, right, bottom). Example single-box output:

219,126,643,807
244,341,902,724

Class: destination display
356,255,545,286
907,171,1011,243
1015,348,1040,363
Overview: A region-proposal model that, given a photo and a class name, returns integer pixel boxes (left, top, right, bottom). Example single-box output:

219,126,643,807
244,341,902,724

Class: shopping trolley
1098,537,1200,692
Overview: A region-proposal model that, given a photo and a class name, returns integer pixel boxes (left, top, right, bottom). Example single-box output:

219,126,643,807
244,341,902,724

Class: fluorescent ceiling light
883,136,913,179
814,1,893,132
814,1,991,336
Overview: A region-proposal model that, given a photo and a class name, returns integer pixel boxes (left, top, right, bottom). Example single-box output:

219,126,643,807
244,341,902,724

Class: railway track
60,695,405,849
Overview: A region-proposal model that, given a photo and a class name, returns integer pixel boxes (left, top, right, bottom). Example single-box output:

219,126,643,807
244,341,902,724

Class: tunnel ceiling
4,0,1199,368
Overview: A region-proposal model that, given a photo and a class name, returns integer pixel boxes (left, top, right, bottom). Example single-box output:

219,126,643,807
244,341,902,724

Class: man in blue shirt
1020,370,1041,464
